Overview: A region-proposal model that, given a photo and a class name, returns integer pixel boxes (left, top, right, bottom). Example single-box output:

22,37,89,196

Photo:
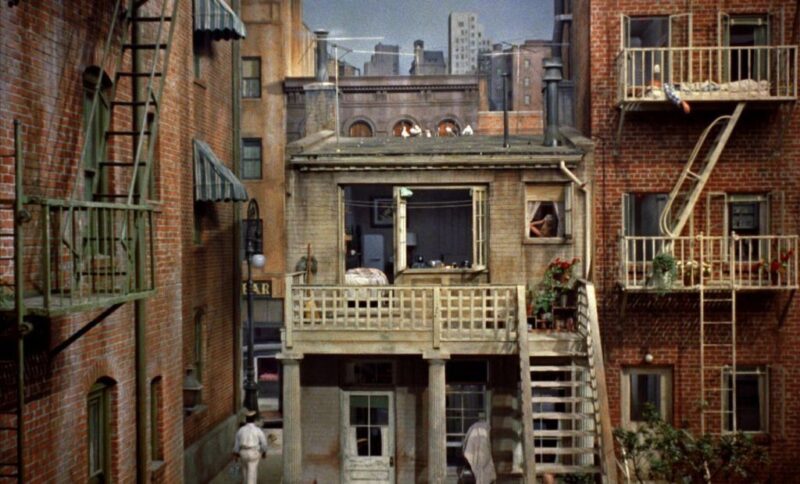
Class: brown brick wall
0,1,239,482
476,111,544,135
576,0,800,476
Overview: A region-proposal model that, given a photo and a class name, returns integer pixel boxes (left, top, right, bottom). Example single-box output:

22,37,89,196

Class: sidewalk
210,428,283,484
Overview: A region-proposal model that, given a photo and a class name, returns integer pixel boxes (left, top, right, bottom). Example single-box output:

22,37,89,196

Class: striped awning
194,0,246,40
194,140,248,202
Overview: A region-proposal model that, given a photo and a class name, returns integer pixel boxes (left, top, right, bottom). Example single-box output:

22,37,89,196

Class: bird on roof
401,125,410,139
409,124,422,137
462,124,474,136
425,129,432,138
445,126,456,137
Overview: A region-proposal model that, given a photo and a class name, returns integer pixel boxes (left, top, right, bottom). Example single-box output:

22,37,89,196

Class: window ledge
524,237,572,245
183,403,208,417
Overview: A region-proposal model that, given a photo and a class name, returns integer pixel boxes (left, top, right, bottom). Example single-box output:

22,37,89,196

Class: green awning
194,140,248,202
194,0,246,40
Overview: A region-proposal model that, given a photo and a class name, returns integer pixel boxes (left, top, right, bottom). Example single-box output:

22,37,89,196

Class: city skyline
304,0,553,73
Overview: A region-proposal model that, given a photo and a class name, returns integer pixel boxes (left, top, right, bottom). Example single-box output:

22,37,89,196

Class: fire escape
616,11,798,436
0,1,178,481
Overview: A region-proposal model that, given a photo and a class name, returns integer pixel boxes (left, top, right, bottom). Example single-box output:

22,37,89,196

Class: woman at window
530,213,557,237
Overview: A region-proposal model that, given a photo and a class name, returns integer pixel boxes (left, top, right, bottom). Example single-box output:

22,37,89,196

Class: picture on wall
372,198,394,227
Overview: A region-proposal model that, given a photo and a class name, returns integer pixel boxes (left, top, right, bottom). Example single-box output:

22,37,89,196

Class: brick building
0,1,248,482
568,0,800,477
364,43,400,77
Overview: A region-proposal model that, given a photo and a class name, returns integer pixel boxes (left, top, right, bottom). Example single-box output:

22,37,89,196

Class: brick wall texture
577,0,800,477
0,1,239,482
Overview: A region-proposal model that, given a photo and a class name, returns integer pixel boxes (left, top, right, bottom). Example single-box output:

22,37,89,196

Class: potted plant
532,257,580,328
650,252,677,294
759,249,793,285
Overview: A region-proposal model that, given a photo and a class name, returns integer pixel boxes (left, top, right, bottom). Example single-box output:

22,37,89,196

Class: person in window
530,214,557,238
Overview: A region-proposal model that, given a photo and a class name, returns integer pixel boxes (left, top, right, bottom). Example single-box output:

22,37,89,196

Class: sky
303,0,554,73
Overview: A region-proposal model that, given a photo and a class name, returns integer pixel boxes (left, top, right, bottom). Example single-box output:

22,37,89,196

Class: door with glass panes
341,391,395,483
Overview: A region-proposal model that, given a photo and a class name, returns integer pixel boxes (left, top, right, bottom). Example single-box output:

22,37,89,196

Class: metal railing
619,234,799,290
284,282,521,347
5,198,155,313
616,45,797,103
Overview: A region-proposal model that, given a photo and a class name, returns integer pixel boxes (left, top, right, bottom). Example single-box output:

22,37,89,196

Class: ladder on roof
659,102,746,237
699,238,737,434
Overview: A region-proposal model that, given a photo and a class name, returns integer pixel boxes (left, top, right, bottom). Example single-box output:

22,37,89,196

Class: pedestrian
232,410,267,484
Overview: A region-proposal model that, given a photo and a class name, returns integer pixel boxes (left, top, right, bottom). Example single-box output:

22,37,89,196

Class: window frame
524,183,574,244
394,185,488,275
242,56,262,99
87,382,111,484
241,138,263,180
445,361,490,471
723,366,769,434
620,367,673,429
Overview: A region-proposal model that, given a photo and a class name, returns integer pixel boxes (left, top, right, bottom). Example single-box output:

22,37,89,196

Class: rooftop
287,131,588,170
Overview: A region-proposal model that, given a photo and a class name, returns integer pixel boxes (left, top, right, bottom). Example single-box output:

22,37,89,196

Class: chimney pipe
543,57,563,147
502,73,509,148
315,30,329,82
413,40,424,75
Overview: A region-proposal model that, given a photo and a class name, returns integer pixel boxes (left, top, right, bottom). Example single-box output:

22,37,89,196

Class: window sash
241,139,262,179
525,184,572,240
723,367,769,433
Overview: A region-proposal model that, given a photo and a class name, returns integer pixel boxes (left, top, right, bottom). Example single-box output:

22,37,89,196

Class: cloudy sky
303,0,553,73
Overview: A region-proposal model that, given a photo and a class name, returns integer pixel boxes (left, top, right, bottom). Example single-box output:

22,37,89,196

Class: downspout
131,11,149,484
231,0,243,413
560,161,591,279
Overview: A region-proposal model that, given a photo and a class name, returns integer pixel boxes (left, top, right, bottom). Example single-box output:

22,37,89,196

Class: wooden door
341,391,395,484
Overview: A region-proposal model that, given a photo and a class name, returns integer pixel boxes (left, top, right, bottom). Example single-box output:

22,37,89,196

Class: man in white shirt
233,410,268,484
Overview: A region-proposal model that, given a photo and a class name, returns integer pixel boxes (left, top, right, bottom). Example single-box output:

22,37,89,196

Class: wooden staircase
660,102,746,237
517,281,617,483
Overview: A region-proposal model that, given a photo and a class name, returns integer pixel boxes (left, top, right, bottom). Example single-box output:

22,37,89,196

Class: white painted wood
341,390,395,484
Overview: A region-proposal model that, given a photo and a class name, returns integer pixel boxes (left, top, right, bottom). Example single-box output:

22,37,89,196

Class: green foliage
614,405,768,484
651,252,677,294
532,257,579,316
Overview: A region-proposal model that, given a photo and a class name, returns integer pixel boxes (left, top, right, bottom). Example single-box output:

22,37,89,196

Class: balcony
619,234,799,291
1,198,155,317
616,45,797,107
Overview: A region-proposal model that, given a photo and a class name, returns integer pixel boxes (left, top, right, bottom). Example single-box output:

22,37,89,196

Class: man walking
233,410,268,484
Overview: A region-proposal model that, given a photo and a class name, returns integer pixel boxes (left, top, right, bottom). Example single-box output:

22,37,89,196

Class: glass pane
736,375,761,431
446,393,462,408
369,427,383,456
243,59,259,78
242,160,261,179
446,417,462,434
242,142,261,160
631,374,661,421
88,397,100,473
356,426,369,456
350,396,369,425
371,405,389,426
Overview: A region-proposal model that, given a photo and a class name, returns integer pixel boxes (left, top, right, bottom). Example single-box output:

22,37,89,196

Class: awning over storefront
193,0,246,40
193,140,248,202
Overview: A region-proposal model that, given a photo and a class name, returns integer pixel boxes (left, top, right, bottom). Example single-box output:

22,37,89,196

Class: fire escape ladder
699,238,737,435
659,102,746,238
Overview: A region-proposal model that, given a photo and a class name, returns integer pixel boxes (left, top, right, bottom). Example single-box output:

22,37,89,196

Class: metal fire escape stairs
517,282,617,482
0,1,177,482
654,103,746,438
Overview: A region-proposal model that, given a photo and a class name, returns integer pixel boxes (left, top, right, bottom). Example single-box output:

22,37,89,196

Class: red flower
770,260,782,273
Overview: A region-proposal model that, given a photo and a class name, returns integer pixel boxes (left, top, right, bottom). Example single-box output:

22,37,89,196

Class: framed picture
372,198,394,227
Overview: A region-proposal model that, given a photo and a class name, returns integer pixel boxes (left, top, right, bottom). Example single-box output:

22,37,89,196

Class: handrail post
285,274,294,349
432,287,441,349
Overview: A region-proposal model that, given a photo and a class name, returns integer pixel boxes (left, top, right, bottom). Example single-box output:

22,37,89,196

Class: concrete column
279,354,303,483
427,358,447,484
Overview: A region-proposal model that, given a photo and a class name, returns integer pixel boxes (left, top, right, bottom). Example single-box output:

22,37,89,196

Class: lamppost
244,198,265,414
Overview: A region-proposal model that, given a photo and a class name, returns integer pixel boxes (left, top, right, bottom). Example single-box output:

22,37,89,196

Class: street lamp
244,199,265,415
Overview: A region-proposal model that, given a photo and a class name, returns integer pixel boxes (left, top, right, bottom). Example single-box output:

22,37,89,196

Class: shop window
241,138,262,179
525,184,573,241
724,366,768,433
446,361,489,469
621,367,672,428
242,57,261,98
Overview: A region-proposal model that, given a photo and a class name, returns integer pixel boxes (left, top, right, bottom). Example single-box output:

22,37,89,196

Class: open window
621,14,692,87
342,185,487,281
726,194,770,259
525,184,573,242
621,367,673,430
719,13,770,82
622,192,667,260
723,366,769,433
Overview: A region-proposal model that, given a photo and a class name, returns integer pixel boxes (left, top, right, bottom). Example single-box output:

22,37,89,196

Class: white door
341,391,395,484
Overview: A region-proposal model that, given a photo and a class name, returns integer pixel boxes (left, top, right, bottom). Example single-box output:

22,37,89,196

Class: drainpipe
560,161,591,278
131,12,148,484
231,0,243,413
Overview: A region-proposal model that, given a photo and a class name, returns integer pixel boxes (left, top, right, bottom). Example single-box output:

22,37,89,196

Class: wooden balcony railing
616,45,798,104
1,198,155,316
619,234,799,290
284,281,522,349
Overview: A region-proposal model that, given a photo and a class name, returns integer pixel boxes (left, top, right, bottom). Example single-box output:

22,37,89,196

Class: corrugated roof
194,0,246,40
193,140,248,202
